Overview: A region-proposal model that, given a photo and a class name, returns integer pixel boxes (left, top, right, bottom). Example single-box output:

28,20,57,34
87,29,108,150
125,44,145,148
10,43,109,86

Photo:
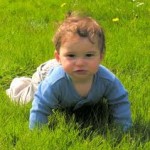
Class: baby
29,12,132,131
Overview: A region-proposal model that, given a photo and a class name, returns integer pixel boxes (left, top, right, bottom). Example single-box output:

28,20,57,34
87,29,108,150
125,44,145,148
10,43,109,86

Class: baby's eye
66,54,76,58
85,53,94,57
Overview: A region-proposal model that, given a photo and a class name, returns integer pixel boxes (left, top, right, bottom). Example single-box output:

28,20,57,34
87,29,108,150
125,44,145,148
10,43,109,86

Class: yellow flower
61,3,66,8
112,18,119,22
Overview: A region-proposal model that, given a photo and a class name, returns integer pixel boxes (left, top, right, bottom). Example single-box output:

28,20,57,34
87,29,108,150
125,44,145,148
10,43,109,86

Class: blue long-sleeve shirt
29,65,132,130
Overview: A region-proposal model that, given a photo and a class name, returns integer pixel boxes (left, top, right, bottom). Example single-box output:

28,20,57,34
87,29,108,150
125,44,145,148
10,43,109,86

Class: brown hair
53,12,105,54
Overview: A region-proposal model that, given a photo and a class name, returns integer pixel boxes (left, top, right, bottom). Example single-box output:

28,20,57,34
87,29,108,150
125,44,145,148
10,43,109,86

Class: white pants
6,59,59,104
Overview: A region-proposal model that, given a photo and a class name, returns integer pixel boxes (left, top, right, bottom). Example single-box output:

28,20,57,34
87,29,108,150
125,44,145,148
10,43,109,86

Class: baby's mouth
74,69,87,74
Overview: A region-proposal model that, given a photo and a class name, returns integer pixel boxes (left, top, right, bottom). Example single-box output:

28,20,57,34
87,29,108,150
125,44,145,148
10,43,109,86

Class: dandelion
61,3,66,8
112,18,119,22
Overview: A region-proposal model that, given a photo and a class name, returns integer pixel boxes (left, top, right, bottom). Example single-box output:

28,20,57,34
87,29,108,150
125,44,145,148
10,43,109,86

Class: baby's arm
105,78,132,131
29,78,60,130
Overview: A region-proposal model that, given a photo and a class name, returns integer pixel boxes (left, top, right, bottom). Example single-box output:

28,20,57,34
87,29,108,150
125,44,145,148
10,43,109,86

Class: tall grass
0,0,150,149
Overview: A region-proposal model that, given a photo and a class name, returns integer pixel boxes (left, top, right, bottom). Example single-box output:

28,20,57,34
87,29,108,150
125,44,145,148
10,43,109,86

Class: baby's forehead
61,32,85,42
61,33,100,49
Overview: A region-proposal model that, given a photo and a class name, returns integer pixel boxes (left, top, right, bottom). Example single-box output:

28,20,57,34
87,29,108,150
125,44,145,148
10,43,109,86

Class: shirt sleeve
29,78,60,130
105,77,132,131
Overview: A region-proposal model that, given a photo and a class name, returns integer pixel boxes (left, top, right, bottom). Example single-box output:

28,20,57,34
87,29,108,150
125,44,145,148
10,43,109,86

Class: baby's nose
75,58,85,66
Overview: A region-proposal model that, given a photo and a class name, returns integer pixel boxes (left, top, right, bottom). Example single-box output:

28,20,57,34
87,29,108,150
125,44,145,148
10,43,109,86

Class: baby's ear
54,50,60,62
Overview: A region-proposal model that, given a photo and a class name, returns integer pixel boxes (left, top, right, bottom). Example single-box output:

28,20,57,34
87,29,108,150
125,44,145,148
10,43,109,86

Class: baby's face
55,34,103,82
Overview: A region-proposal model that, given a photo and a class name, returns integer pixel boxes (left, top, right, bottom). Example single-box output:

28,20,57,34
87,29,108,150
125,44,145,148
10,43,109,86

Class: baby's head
53,12,105,54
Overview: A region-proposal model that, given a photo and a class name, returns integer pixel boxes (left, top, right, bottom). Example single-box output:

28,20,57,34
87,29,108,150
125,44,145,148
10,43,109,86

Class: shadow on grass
48,100,150,145
130,117,150,144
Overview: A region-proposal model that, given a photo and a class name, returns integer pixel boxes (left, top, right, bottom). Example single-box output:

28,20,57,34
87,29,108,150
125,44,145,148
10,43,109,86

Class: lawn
0,0,150,149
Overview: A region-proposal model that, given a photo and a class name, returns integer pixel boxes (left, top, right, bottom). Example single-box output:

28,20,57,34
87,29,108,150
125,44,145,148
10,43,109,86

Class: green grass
0,0,150,149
